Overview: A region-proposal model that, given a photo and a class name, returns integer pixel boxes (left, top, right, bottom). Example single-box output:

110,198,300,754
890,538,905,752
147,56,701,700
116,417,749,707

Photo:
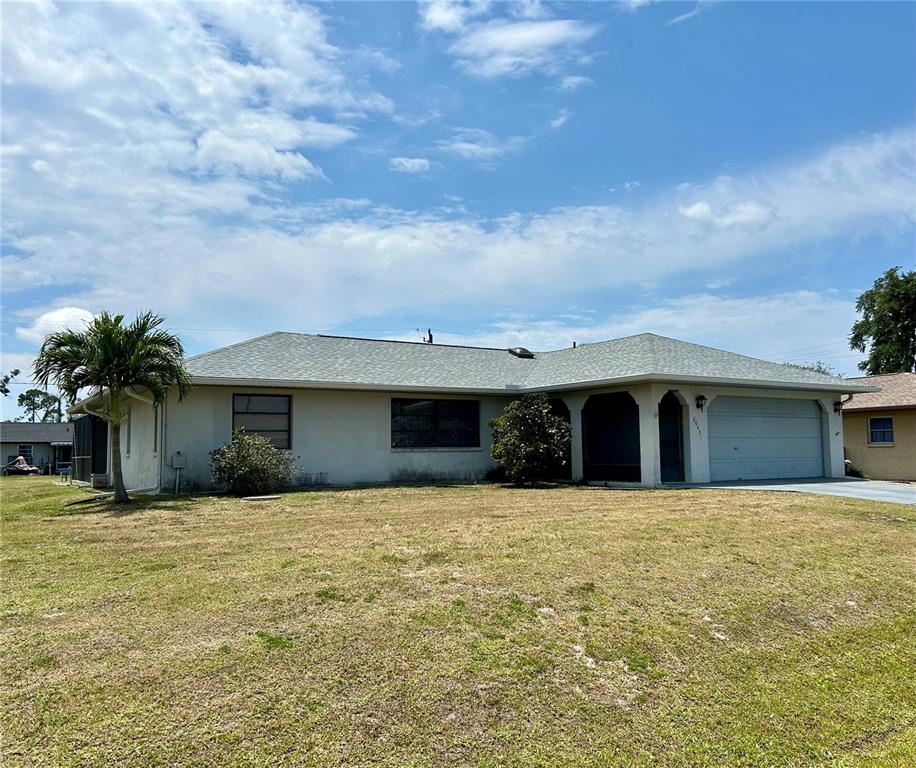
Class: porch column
631,384,662,488
677,387,712,484
562,393,588,482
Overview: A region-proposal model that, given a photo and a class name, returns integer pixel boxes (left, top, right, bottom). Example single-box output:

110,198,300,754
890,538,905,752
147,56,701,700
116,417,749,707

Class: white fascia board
189,376,524,396
530,373,877,394
190,373,875,396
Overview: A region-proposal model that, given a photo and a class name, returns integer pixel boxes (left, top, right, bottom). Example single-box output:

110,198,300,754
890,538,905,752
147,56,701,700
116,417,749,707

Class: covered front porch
558,382,845,487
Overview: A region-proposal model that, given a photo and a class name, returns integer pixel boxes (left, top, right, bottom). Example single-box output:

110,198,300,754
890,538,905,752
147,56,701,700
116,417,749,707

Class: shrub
210,427,296,496
490,393,571,484
844,459,865,479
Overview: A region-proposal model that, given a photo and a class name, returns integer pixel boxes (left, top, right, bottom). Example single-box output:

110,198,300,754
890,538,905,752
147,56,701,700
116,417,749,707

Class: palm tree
33,312,191,503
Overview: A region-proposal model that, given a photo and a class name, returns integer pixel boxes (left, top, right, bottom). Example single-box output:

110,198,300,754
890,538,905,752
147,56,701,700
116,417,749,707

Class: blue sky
1,0,915,418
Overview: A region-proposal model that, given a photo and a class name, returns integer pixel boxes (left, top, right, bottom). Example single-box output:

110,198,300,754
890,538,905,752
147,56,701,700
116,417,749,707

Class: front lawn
1,478,914,767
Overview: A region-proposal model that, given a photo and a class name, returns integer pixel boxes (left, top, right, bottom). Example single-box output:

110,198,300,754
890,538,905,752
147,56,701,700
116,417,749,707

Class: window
17,445,33,463
391,398,479,449
233,394,291,449
153,405,159,454
868,416,894,445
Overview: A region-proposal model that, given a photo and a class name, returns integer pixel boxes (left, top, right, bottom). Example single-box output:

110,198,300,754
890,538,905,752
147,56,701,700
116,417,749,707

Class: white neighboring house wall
156,385,512,492
1,442,53,467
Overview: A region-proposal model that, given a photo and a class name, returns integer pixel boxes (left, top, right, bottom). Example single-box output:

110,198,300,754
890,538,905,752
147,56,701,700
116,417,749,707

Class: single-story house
0,421,73,474
68,332,873,492
842,372,916,481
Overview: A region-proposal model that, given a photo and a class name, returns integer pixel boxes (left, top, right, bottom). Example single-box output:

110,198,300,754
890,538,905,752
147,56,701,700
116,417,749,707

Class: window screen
868,416,894,444
233,394,291,449
391,398,479,448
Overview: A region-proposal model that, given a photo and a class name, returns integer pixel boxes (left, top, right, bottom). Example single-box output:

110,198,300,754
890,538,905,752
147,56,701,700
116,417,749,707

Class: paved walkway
703,478,916,505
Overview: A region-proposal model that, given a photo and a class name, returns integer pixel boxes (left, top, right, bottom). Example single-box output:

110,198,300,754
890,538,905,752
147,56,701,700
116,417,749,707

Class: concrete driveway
704,478,916,505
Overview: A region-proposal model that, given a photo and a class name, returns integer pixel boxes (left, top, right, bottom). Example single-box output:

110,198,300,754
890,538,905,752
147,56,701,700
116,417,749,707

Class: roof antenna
425,328,433,344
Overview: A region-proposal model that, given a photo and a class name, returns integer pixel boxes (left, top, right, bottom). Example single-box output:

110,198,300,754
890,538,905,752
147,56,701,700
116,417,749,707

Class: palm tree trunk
110,421,130,503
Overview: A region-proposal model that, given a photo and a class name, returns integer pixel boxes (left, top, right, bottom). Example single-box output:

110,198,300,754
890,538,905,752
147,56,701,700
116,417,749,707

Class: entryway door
659,391,685,483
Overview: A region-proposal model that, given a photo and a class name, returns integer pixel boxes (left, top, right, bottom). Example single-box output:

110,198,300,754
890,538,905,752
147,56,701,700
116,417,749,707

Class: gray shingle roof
185,332,870,393
0,421,73,444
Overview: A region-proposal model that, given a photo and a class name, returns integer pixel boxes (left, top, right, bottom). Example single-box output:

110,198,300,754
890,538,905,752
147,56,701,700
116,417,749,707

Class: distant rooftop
184,332,871,394
0,421,73,444
843,372,916,411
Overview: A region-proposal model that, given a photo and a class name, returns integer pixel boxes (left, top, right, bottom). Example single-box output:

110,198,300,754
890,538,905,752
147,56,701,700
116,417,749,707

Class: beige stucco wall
156,386,512,491
843,409,916,481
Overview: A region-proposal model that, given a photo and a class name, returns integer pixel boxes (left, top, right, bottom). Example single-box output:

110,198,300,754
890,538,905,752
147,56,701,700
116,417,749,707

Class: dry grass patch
1,477,915,767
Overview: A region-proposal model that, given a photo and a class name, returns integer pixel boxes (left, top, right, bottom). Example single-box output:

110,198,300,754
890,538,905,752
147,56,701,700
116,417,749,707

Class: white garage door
708,397,824,481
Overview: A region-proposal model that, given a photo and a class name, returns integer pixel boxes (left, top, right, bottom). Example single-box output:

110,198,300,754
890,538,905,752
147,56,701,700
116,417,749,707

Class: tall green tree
17,388,62,423
849,267,916,374
33,312,191,503
1,369,20,397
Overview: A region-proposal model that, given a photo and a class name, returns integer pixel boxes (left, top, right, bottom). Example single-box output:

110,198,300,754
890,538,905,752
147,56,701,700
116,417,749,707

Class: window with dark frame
233,394,291,449
391,398,480,449
868,416,894,444
17,445,33,463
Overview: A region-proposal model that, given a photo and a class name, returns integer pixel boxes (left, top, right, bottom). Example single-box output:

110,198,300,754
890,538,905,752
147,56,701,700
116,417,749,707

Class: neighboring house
0,421,73,473
68,332,872,491
842,372,916,481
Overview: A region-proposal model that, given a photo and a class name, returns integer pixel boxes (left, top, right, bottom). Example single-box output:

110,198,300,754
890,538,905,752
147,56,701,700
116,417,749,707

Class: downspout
125,386,154,404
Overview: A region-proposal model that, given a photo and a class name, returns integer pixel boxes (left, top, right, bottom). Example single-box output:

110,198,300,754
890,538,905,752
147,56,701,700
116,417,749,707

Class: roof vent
508,347,535,359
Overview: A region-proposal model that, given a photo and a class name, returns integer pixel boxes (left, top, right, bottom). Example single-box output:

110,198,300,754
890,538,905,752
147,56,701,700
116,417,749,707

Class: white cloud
389,157,432,173
623,180,640,191
2,73,913,354
667,1,719,26
436,127,527,161
420,0,491,33
195,130,326,180
510,1,552,21
679,200,775,229
550,109,572,129
15,307,96,344
558,74,593,91
0,0,388,201
425,291,862,373
449,19,599,77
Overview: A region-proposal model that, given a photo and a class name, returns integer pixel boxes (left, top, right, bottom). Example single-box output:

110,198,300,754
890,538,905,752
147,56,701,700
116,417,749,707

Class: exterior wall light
695,394,708,411
833,400,843,414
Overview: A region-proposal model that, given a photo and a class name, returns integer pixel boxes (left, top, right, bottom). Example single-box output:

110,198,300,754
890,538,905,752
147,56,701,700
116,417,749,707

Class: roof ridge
313,333,511,352
183,331,284,363
650,333,847,381
847,372,915,379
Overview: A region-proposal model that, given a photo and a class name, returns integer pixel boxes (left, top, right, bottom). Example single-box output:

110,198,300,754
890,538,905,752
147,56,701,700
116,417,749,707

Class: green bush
210,427,297,496
490,393,571,484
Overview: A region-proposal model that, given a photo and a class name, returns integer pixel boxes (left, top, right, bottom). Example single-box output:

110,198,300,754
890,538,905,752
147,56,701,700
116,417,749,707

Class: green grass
1,476,915,767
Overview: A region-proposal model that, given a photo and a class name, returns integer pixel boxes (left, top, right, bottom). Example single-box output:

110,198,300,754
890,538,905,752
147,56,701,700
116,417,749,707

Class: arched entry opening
583,392,640,482
659,390,685,483
546,398,572,480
